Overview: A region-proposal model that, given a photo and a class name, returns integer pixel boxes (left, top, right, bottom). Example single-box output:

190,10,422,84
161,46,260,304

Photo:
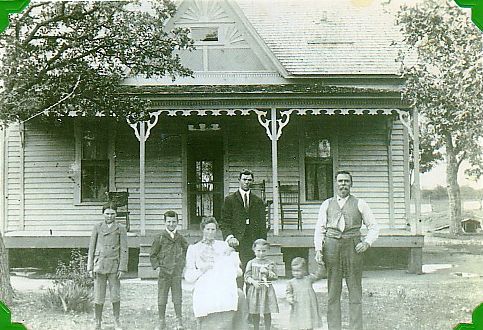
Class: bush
40,249,93,313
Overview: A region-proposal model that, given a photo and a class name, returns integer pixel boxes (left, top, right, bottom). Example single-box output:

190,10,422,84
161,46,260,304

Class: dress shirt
239,188,250,209
314,194,379,251
166,228,176,239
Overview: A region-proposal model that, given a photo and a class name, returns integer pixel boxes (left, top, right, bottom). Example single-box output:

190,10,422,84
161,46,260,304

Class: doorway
187,133,224,228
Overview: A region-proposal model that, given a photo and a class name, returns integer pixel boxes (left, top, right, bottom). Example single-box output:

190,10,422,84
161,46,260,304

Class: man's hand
315,250,324,265
117,271,125,279
227,237,239,248
89,271,95,278
287,296,295,305
355,242,370,254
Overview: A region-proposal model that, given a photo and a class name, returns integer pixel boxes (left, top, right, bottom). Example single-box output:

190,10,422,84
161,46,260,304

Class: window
80,127,109,202
191,27,219,42
305,138,333,201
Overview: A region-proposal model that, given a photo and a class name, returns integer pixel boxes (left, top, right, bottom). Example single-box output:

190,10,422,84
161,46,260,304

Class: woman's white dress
184,240,241,318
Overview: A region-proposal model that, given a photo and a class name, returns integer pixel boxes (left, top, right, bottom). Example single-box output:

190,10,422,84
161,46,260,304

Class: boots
175,317,184,330
113,302,122,330
94,304,103,330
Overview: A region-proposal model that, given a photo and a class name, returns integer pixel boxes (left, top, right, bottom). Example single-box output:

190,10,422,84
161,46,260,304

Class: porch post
412,108,422,235
0,127,5,234
128,111,161,236
271,108,280,236
139,123,146,236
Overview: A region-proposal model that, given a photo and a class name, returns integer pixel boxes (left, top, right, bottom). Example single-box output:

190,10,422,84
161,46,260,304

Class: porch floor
4,228,423,249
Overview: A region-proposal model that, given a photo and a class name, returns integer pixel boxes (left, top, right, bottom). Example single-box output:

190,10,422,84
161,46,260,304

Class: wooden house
0,0,424,274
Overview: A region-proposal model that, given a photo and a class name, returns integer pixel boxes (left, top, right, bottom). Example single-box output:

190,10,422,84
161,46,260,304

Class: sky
421,161,483,189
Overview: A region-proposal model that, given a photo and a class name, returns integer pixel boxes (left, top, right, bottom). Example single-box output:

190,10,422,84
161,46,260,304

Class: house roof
233,0,403,76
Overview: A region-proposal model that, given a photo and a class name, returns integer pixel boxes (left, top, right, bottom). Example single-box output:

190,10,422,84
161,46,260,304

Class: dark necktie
243,193,249,211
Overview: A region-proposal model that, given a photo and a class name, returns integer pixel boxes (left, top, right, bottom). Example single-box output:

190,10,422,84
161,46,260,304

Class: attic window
191,27,219,42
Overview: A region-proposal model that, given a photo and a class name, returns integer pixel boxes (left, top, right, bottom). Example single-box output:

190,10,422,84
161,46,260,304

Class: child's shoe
114,318,122,330
155,319,166,330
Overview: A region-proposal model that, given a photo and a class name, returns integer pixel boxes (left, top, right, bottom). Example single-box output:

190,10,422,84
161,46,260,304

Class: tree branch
457,151,467,169
20,75,81,124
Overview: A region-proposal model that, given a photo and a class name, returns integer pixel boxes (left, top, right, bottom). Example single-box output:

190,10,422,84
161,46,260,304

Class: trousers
94,273,120,304
323,236,363,330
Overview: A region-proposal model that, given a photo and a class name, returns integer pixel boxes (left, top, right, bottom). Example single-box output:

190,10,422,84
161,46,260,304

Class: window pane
305,162,333,201
81,162,109,202
80,124,109,202
82,130,108,160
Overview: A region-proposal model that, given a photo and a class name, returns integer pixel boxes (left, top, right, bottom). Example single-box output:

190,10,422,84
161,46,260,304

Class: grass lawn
10,273,483,330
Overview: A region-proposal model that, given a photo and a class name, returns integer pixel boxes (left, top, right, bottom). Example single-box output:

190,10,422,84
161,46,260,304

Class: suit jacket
87,221,128,274
220,190,267,253
149,230,188,276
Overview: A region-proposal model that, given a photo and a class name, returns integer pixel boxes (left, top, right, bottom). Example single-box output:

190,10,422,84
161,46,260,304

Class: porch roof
124,84,403,96
119,83,409,112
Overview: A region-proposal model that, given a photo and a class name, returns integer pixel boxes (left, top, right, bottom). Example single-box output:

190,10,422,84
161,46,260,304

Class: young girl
244,238,279,330
285,257,325,330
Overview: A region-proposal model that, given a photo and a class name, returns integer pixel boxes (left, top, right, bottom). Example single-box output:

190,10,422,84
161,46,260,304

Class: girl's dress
244,258,279,314
286,273,323,330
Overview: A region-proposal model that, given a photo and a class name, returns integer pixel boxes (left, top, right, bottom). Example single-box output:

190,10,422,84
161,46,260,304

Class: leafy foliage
0,0,194,123
40,249,93,313
397,0,483,179
397,0,483,234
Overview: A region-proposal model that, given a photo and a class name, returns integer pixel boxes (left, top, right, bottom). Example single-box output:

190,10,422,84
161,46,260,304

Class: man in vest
314,171,379,330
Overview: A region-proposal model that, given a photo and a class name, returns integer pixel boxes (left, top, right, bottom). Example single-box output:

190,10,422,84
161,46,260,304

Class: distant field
419,198,483,232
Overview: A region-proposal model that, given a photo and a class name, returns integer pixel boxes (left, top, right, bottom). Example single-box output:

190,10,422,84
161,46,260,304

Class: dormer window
191,27,219,42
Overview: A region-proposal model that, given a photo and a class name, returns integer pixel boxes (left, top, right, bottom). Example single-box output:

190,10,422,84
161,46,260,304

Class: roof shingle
235,0,403,75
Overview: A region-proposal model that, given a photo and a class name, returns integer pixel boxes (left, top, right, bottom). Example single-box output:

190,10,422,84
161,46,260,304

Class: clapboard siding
224,116,408,230
19,121,102,232
115,124,183,231
4,114,408,235
6,125,21,231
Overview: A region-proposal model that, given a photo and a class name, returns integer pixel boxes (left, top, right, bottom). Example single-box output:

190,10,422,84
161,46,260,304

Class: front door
187,133,224,228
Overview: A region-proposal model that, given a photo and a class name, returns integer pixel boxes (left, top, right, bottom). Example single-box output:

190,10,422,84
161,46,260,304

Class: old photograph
0,0,482,329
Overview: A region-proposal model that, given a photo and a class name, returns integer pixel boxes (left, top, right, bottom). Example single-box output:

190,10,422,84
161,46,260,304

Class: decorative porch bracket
254,109,291,141
126,111,161,236
127,111,161,142
394,109,414,141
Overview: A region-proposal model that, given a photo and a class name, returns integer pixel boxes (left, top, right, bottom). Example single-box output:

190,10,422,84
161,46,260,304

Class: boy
150,210,189,330
87,203,128,330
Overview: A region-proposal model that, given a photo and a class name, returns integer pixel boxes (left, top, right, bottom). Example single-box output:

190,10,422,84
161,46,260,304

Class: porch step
138,241,286,278
267,243,285,277
138,244,158,279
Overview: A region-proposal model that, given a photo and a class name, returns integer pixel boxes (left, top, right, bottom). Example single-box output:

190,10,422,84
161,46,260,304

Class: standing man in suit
220,169,267,285
314,171,379,330
88,203,128,330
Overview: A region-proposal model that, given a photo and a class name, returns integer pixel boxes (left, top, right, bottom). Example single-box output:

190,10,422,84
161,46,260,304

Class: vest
326,195,362,238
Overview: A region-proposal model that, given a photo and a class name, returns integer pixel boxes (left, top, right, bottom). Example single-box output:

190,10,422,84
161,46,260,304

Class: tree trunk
0,232,13,305
445,133,462,236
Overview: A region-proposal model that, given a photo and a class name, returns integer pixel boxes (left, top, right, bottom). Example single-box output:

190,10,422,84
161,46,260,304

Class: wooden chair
278,181,302,230
107,189,130,232
251,180,273,232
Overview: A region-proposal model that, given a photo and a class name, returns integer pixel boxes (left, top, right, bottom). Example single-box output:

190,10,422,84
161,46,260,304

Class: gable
169,0,282,73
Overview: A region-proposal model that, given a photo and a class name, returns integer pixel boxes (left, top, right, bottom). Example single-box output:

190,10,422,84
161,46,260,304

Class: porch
4,228,424,275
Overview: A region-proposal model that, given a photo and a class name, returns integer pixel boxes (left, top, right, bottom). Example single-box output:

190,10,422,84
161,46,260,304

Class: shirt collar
337,194,350,202
201,238,215,245
239,188,250,196
166,228,176,237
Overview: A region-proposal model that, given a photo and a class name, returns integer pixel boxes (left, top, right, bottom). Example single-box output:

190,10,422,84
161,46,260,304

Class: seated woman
184,216,248,330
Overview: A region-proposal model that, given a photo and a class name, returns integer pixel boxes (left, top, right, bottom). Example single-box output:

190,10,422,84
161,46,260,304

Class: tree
0,0,194,304
0,0,194,123
397,0,483,235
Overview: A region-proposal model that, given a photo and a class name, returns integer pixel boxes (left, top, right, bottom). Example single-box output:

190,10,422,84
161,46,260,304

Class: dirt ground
8,236,483,330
